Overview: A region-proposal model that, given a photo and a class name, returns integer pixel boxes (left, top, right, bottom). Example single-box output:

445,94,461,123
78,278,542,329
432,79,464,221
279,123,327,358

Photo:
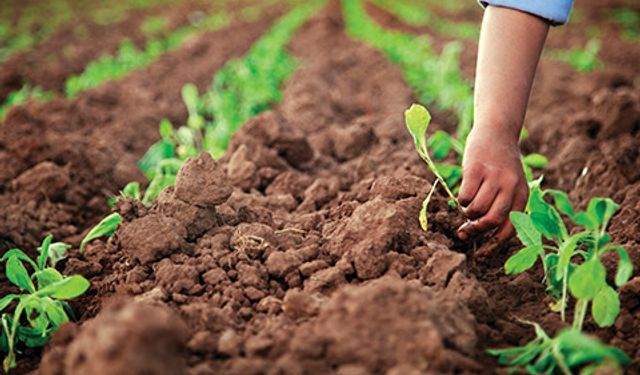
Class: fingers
458,167,483,207
462,182,499,220
458,189,512,240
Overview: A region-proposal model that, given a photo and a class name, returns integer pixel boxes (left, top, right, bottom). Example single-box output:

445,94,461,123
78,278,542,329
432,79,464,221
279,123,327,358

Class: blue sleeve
479,0,575,26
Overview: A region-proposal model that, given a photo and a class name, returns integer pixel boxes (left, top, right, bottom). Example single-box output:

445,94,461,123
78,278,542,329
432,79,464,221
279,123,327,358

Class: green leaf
181,83,199,112
555,232,589,281
80,213,122,253
427,130,452,160
510,211,541,246
34,268,64,289
159,119,174,139
38,275,90,300
404,103,431,155
138,140,176,179
41,299,69,328
121,181,141,200
48,242,71,268
545,189,575,218
569,259,606,300
592,285,620,327
37,235,53,271
1,249,38,270
0,295,18,312
523,153,548,168
505,244,541,275
6,256,35,292
600,245,633,287
587,198,619,229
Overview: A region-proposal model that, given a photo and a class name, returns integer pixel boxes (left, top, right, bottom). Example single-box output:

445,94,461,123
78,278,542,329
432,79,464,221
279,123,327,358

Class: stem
419,152,462,212
573,299,588,331
561,269,568,322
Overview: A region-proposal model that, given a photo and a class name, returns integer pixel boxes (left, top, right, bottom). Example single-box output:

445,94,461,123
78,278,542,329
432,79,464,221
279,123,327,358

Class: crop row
0,0,174,63
0,0,284,121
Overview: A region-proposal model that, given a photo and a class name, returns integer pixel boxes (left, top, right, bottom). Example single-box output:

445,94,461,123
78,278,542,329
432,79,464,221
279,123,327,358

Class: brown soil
0,10,283,254
0,0,242,102
1,1,639,375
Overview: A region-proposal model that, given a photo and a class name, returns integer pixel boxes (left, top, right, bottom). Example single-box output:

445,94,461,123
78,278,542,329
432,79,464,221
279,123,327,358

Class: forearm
474,6,549,143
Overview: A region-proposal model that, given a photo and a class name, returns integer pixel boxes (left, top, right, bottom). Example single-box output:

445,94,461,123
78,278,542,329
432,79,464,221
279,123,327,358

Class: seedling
405,104,463,231
0,235,89,371
108,181,142,207
505,185,632,326
489,322,630,374
80,213,122,253
549,38,603,72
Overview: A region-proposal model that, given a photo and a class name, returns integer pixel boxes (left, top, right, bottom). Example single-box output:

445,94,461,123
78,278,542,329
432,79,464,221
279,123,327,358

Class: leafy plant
489,322,630,374
405,104,462,231
80,213,122,253
505,185,632,326
0,235,90,371
108,181,142,207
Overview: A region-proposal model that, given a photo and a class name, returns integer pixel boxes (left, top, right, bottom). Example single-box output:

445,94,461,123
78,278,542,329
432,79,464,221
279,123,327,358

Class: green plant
405,104,462,231
489,322,630,374
108,181,142,207
373,0,480,40
492,184,634,373
611,8,640,41
80,213,122,253
0,85,54,121
0,235,90,372
141,16,170,37
549,38,603,72
505,185,632,325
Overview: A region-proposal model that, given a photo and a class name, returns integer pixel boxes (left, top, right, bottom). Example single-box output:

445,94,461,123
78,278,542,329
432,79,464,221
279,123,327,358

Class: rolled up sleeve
479,0,575,25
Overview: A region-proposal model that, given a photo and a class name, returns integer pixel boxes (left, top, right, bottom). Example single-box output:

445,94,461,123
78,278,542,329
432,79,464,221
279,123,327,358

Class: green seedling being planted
405,104,462,231
0,235,90,371
80,213,122,253
490,322,630,374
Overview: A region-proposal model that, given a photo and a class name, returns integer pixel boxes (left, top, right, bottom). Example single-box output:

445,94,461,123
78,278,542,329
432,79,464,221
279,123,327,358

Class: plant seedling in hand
0,235,89,372
405,103,463,231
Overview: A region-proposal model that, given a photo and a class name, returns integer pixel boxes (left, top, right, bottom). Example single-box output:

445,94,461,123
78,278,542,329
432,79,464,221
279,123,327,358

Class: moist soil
1,1,640,374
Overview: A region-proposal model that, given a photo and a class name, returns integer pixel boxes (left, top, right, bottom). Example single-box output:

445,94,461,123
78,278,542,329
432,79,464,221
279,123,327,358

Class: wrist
471,111,522,145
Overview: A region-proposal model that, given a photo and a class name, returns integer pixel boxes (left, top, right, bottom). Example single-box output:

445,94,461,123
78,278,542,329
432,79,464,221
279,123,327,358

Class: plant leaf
38,275,90,300
0,295,18,312
587,198,619,229
6,256,35,292
419,180,439,232
1,249,38,270
555,232,589,281
80,213,122,253
592,285,620,327
505,244,541,275
569,259,606,300
36,235,53,271
427,130,452,160
545,189,575,218
523,153,548,168
404,103,431,156
600,245,633,287
35,268,64,289
510,211,541,246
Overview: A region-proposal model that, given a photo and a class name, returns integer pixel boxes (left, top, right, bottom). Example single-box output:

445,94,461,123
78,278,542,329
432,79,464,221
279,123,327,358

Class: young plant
405,104,462,231
489,322,630,374
0,235,90,372
79,213,122,253
108,181,142,207
549,38,603,72
505,185,633,326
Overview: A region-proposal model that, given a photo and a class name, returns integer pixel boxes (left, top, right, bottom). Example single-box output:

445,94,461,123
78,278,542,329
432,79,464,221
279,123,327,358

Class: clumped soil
1,1,640,375
0,9,283,255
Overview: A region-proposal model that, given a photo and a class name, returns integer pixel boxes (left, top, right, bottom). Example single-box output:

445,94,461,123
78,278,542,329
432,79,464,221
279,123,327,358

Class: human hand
456,126,528,242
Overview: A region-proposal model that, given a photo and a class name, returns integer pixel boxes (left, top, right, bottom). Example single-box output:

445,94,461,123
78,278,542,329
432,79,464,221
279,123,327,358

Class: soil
0,0,253,102
0,1,639,374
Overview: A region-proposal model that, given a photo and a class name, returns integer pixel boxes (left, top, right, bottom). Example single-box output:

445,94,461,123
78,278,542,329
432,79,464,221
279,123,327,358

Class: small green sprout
489,322,630,374
550,38,603,72
108,181,142,207
405,104,462,231
0,235,89,372
80,213,122,253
